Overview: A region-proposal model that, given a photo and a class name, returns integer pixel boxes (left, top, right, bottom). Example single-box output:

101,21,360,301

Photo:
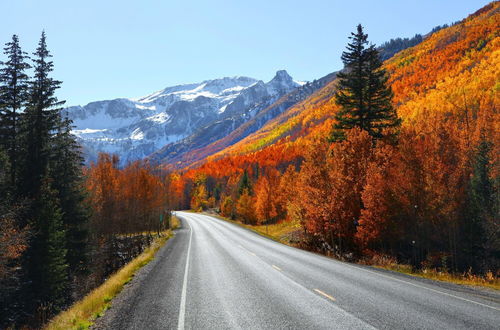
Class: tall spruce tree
332,24,400,141
463,137,499,271
0,35,30,188
19,31,64,198
18,32,71,315
29,179,68,311
50,116,89,274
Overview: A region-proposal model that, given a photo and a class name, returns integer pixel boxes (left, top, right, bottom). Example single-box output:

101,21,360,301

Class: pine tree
28,179,68,311
50,116,89,274
16,32,75,316
238,170,252,196
463,136,499,271
19,31,64,198
0,35,30,188
333,24,400,141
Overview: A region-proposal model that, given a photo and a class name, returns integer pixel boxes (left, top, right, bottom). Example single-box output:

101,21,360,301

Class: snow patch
147,112,170,124
73,128,108,135
136,104,156,110
130,128,144,140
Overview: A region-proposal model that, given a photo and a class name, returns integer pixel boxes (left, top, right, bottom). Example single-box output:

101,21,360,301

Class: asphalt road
93,211,500,330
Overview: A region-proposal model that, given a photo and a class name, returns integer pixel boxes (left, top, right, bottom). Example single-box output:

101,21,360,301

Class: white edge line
177,216,193,330
345,263,500,311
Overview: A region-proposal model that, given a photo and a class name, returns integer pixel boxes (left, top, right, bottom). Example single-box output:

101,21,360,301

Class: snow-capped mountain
149,71,337,168
64,70,302,164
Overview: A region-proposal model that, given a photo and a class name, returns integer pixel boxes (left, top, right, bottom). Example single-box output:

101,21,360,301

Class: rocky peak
267,70,298,92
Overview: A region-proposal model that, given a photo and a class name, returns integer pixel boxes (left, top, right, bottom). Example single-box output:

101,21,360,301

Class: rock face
64,71,302,165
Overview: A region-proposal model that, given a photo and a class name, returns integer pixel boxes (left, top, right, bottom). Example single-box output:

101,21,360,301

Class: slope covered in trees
190,1,498,166
175,1,499,275
156,25,430,170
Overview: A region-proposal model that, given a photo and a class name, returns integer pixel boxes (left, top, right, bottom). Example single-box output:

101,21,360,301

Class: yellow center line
314,289,336,301
272,265,282,271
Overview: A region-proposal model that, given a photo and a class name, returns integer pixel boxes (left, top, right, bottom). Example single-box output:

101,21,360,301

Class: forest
0,34,172,328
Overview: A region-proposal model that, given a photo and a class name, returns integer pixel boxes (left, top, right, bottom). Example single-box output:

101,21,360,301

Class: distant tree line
378,34,423,61
377,22,463,62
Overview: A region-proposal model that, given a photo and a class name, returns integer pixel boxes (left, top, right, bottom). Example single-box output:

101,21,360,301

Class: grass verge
44,231,172,330
170,214,181,230
209,212,498,290
367,255,499,290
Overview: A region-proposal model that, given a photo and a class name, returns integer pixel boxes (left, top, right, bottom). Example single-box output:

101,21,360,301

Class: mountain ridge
64,71,302,164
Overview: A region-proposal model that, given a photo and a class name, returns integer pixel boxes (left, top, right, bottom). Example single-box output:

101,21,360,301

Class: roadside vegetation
45,232,172,330
364,254,500,290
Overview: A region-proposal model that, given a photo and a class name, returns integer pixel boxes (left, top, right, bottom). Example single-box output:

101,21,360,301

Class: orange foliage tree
85,153,169,236
236,188,256,224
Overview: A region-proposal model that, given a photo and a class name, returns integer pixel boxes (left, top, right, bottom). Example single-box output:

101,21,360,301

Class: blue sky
0,0,491,106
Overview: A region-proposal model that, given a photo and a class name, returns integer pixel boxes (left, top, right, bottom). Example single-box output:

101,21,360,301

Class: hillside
155,30,431,169
187,1,499,171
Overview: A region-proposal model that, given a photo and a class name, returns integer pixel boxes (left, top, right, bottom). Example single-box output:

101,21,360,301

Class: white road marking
345,264,500,311
272,265,282,271
314,289,336,301
177,217,193,330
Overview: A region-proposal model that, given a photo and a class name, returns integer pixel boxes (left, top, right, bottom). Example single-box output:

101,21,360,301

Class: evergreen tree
463,137,499,271
238,169,252,196
332,24,400,141
0,35,30,188
19,31,64,198
16,32,74,317
28,179,68,311
50,116,89,274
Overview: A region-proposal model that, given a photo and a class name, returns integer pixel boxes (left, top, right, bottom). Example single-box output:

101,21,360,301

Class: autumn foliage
85,153,169,236
174,3,499,274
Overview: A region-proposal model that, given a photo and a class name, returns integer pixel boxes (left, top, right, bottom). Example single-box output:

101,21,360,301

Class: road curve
93,211,500,330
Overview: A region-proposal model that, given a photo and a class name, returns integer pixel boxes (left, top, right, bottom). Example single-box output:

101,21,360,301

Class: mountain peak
272,70,293,82
267,70,299,92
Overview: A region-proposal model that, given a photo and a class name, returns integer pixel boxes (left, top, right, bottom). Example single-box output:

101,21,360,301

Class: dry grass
367,254,500,290
44,231,172,330
243,220,302,244
170,215,181,230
